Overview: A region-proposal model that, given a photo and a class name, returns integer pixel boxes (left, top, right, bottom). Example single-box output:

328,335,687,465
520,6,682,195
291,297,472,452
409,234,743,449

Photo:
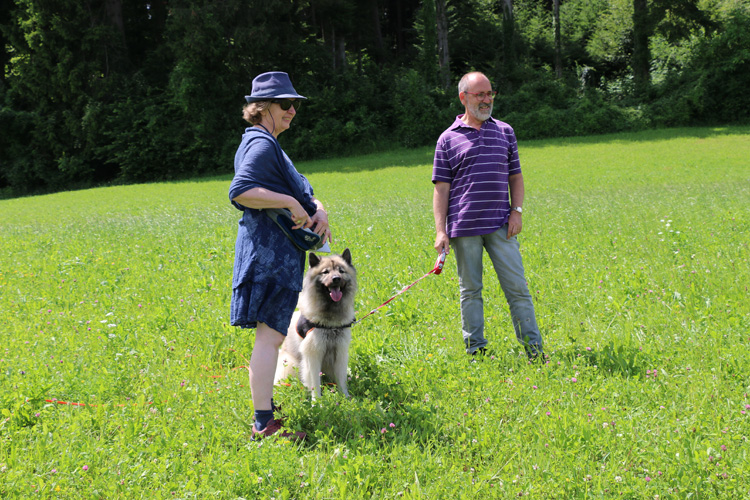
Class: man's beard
471,101,493,121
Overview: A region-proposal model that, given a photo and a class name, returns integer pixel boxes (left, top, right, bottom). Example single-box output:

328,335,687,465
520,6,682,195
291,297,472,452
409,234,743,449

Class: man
432,71,543,361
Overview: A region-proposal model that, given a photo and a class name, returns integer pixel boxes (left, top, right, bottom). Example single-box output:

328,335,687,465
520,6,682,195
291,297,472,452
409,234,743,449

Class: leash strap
296,313,356,338
355,251,446,324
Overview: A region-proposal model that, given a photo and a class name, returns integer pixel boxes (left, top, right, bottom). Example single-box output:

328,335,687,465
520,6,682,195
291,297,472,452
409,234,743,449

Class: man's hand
435,231,450,256
507,211,522,238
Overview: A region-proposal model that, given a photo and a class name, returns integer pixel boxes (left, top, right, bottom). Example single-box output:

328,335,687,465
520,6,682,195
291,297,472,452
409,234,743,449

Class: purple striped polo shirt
432,115,522,238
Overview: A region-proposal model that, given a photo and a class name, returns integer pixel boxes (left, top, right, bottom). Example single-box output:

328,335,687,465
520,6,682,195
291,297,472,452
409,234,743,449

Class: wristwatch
511,206,523,214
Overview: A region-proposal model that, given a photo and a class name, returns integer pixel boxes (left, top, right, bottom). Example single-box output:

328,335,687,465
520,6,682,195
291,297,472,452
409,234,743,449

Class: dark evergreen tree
0,0,745,196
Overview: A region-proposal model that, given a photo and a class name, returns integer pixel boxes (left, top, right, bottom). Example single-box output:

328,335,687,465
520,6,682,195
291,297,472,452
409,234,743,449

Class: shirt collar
450,114,496,131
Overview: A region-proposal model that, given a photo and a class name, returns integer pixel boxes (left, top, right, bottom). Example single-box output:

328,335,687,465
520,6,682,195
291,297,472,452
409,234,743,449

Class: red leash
37,370,235,409
35,254,447,408
43,399,155,408
355,251,447,324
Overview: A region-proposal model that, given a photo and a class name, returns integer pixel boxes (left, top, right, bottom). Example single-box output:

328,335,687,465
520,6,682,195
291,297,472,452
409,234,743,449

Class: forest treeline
1,0,748,196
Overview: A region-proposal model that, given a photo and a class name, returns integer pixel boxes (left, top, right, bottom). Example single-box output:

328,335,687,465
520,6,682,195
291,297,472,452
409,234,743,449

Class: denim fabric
451,224,542,355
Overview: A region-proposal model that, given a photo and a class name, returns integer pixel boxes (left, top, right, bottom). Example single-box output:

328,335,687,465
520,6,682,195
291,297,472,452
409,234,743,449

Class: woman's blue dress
228,127,316,333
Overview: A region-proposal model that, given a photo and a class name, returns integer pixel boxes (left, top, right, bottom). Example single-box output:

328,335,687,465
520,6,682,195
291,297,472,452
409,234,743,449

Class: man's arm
433,181,451,254
508,173,524,237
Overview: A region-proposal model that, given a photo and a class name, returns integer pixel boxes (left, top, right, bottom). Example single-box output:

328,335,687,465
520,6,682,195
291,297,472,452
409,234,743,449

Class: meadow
1,126,749,499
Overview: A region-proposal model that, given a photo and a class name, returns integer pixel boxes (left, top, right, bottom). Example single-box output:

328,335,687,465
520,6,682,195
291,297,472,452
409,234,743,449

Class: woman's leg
249,322,285,412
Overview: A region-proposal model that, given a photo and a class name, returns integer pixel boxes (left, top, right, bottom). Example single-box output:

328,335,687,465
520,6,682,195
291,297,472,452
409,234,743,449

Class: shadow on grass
188,145,436,184
520,125,750,150
293,125,749,175
3,126,748,200
559,342,652,378
272,347,440,447
23,125,743,197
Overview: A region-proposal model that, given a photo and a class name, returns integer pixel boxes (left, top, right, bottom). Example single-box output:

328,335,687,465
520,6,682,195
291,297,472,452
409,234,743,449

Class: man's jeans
451,225,543,356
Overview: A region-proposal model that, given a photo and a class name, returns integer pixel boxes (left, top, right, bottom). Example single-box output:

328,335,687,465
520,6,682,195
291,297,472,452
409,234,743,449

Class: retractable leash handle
355,250,448,324
432,250,447,275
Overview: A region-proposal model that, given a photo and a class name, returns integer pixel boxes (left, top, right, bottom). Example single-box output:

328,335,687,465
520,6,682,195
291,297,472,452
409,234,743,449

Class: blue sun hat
244,72,307,103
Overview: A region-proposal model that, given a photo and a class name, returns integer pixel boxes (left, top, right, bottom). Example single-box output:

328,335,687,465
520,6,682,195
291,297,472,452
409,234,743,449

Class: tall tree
308,0,354,71
553,0,562,78
632,0,714,95
632,0,651,94
415,0,438,84
436,0,451,89
1,0,133,191
500,0,516,74
104,0,125,39
368,0,386,63
102,0,130,73
0,0,11,85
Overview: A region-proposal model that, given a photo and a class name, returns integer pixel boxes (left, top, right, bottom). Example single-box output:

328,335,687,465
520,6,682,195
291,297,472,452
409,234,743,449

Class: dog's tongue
329,288,343,302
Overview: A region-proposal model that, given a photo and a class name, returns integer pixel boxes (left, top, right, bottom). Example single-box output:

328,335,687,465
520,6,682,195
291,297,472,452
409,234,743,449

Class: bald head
458,72,490,95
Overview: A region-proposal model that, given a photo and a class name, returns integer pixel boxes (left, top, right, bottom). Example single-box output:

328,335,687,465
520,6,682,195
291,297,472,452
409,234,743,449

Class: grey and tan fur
274,249,357,399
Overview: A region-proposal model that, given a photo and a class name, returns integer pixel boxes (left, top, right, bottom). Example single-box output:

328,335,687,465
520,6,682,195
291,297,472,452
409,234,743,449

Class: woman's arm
232,187,309,226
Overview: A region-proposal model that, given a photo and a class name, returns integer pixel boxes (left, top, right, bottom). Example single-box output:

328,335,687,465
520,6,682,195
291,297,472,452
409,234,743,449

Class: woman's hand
289,202,310,229
309,208,332,244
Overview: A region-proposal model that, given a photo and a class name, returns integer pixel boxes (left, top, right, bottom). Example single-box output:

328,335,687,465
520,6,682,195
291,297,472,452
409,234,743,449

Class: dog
274,248,357,399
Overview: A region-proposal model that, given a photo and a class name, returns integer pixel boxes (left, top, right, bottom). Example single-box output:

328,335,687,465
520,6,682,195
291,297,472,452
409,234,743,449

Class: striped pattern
432,116,522,238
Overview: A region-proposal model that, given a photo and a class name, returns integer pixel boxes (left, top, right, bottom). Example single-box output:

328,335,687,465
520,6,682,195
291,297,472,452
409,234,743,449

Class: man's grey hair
458,71,489,94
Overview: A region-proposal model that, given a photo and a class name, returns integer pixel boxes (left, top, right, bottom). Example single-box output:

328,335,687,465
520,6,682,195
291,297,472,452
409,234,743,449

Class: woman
229,72,330,439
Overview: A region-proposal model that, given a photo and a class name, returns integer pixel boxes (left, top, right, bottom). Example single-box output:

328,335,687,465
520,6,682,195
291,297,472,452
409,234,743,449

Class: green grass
1,126,749,498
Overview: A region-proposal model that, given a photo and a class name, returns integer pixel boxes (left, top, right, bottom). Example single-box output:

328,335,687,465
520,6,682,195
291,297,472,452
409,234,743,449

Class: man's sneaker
251,418,306,441
525,346,545,363
469,347,488,362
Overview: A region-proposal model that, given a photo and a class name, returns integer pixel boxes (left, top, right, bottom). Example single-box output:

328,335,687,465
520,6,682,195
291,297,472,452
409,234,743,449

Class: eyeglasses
272,98,302,111
464,91,497,100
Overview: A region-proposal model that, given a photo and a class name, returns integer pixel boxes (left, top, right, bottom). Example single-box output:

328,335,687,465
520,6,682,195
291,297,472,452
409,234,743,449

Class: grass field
1,126,749,498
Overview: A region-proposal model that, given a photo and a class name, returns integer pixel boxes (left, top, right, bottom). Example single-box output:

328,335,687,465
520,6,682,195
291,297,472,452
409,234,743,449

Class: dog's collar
296,314,356,339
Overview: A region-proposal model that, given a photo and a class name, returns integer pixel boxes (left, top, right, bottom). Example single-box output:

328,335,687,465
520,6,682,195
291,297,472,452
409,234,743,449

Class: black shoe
469,347,488,362
525,347,544,363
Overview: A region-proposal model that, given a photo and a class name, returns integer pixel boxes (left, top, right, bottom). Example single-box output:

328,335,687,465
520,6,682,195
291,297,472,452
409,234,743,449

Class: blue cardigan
229,127,315,291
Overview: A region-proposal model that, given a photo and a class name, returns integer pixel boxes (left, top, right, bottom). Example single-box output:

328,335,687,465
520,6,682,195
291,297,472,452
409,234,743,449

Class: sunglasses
272,98,302,111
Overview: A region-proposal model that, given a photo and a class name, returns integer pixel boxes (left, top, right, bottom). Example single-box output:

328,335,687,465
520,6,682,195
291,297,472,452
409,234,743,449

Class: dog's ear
309,252,321,268
341,248,352,265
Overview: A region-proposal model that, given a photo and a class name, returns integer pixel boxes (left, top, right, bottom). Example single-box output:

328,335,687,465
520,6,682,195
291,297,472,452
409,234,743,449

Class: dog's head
307,248,356,303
